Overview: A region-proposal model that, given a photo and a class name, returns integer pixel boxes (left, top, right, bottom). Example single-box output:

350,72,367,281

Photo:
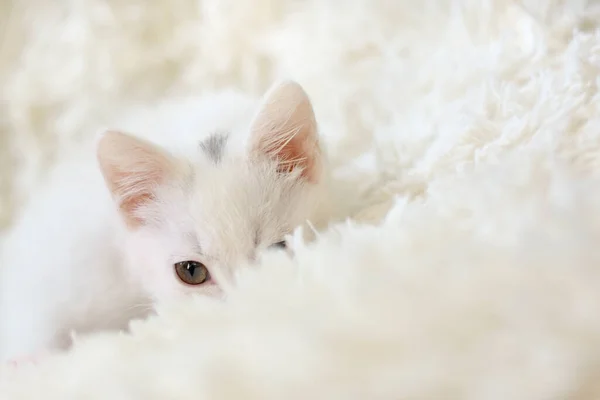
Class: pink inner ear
112,170,158,228
257,124,319,181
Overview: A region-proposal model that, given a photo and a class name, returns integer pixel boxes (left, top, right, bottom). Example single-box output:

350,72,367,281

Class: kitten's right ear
248,80,322,183
96,131,179,228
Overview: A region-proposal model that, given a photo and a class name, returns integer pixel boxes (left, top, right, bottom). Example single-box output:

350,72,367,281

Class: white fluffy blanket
2,0,600,398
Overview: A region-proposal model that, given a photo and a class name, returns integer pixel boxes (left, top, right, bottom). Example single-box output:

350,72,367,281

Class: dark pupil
186,262,197,276
273,241,286,249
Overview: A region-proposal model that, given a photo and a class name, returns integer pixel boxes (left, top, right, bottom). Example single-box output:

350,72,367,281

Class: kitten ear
96,130,179,228
249,80,321,183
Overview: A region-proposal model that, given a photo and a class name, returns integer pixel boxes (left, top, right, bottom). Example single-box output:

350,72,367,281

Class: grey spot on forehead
200,132,229,163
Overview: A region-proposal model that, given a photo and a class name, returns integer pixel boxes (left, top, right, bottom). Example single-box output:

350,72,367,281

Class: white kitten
0,80,330,363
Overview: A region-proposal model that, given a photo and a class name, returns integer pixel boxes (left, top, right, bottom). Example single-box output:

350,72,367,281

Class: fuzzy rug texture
2,0,600,398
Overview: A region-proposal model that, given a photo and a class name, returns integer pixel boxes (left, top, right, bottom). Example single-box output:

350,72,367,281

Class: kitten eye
271,241,287,249
174,261,210,285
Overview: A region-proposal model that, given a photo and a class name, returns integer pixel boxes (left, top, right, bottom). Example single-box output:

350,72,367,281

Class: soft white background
2,0,600,398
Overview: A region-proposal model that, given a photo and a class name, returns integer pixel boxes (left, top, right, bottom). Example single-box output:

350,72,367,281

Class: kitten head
97,81,326,302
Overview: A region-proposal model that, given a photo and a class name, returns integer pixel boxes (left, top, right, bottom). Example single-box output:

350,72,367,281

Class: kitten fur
0,81,330,363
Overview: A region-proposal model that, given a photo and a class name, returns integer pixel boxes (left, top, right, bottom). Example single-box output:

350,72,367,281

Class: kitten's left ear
249,80,322,183
96,130,180,228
